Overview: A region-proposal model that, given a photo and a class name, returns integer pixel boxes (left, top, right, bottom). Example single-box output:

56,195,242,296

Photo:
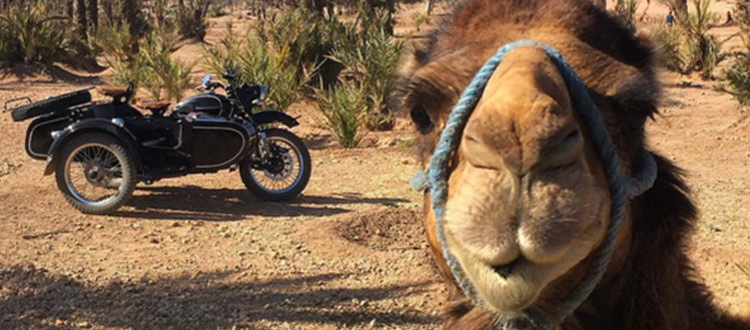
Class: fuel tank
172,93,230,117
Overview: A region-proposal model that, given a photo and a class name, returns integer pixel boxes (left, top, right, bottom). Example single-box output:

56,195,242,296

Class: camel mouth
491,257,522,278
444,196,610,315
468,255,550,313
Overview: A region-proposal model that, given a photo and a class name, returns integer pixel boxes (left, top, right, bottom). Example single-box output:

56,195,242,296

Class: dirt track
1,2,750,330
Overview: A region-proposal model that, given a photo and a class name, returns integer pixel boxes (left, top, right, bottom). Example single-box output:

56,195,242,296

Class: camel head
397,0,659,325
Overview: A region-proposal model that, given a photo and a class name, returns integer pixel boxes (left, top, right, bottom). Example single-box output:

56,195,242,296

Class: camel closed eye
410,104,433,133
538,128,584,170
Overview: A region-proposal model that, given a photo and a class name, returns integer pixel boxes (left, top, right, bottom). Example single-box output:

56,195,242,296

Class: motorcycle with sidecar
6,73,311,214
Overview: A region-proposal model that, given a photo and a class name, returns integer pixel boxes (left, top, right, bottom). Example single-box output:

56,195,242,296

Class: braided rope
411,40,658,328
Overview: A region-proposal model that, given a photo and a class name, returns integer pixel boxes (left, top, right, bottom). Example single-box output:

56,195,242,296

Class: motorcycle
5,72,311,214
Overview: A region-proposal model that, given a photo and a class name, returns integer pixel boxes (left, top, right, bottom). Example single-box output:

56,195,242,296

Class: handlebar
201,81,226,92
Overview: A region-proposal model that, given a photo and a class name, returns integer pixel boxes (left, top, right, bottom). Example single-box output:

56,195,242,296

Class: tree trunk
67,0,74,19
76,0,87,40
424,0,433,15
123,0,139,54
591,0,606,9
673,0,687,21
87,0,98,32
305,0,325,15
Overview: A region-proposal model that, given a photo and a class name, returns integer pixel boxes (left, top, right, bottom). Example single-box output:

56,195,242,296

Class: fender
251,111,299,128
43,118,142,176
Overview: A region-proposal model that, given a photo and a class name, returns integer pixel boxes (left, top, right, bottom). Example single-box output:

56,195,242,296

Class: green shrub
723,44,750,106
327,5,404,130
719,0,750,106
138,33,195,101
208,2,228,17
314,82,366,148
95,21,137,61
108,32,194,102
614,0,639,29
107,54,148,91
0,1,66,66
649,0,726,79
176,0,209,41
650,23,692,72
202,16,317,110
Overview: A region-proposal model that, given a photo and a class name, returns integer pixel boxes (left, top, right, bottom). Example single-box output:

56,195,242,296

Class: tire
11,89,91,122
240,129,311,202
54,132,137,214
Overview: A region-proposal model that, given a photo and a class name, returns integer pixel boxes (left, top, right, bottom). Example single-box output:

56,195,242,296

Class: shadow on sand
0,265,437,329
111,186,409,221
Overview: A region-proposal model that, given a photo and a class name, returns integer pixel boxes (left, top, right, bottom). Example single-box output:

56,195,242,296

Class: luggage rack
4,88,94,122
3,96,32,112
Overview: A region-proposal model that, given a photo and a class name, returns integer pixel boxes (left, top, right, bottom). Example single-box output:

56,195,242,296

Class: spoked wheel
240,129,311,201
55,132,137,214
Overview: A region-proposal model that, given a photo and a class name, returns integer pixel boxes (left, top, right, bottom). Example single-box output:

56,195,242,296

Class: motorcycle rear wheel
55,132,137,214
240,129,311,202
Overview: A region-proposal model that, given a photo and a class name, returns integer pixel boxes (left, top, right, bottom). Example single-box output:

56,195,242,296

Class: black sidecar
9,75,311,214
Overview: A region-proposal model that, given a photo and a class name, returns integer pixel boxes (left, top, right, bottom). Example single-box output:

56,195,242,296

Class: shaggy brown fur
395,0,750,329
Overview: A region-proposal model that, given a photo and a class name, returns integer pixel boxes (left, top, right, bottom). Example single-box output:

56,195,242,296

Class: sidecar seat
139,100,171,116
96,85,128,99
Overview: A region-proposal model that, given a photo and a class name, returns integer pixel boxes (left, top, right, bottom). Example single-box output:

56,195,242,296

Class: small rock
170,221,180,228
150,238,160,244
76,321,92,328
25,310,43,319
94,224,103,229
131,223,141,229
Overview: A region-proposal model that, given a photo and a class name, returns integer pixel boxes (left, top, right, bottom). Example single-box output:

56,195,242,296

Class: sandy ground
0,1,749,329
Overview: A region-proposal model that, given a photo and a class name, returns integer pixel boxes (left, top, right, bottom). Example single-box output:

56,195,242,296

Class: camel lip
491,257,523,279
461,256,556,313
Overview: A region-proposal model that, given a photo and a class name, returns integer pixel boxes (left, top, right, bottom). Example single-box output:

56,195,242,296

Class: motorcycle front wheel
240,129,311,202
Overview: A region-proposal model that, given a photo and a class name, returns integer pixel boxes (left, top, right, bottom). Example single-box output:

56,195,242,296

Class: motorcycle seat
139,100,171,116
96,85,128,98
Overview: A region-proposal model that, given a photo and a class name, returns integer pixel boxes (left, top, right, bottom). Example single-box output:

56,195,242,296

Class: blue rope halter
411,40,658,328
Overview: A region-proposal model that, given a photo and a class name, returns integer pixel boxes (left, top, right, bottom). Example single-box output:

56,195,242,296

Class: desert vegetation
3,0,750,142
1,0,407,148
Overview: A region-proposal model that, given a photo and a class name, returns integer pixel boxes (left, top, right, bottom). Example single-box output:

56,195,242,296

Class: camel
395,0,750,329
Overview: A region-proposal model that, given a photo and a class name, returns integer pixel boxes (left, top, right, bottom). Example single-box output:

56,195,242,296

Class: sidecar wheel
240,129,311,202
55,132,137,214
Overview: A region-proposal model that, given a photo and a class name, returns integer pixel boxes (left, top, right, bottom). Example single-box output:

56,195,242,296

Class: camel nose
458,46,584,175
462,99,584,175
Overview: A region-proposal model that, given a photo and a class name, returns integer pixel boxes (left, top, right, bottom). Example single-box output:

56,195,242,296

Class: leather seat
96,85,128,98
138,100,171,116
